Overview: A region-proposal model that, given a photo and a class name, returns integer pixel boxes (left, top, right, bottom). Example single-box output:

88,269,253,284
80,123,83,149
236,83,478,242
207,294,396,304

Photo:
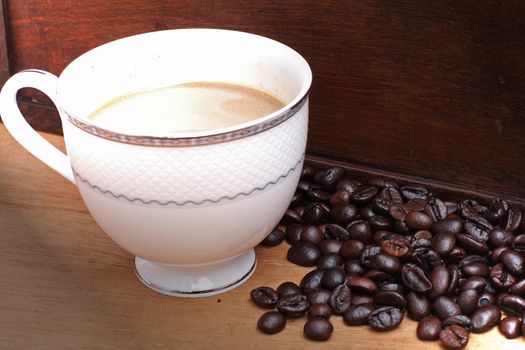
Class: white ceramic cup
0,29,311,297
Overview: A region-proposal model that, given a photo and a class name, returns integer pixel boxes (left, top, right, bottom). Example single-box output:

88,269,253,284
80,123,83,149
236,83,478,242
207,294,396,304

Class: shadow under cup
57,29,312,297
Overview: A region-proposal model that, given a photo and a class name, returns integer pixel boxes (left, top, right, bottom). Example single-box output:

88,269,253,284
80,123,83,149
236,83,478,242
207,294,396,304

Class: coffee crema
88,81,285,134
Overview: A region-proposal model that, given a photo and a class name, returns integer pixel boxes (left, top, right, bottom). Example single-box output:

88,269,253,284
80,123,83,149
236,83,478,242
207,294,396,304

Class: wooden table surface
0,125,523,349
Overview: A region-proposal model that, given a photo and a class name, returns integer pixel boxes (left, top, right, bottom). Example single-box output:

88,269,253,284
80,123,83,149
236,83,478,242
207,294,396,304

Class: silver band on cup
63,95,308,147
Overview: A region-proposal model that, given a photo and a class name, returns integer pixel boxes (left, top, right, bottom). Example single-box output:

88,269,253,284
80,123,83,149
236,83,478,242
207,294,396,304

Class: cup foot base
134,250,256,298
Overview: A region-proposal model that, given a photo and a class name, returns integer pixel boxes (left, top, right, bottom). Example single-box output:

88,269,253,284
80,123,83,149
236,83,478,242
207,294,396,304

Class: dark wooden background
0,0,524,200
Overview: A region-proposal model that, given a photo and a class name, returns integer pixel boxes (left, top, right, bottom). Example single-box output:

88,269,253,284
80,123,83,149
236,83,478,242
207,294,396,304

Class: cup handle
0,69,74,183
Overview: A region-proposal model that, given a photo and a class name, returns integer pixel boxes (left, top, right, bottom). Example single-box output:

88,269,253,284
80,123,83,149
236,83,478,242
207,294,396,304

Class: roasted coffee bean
330,190,351,207
351,293,375,306
405,211,433,231
307,288,332,305
360,246,382,268
411,247,442,274
285,224,303,244
511,234,525,255
343,303,376,326
433,296,462,321
290,192,303,207
368,177,399,189
401,185,428,200
444,201,459,215
257,311,286,334
509,278,525,296
302,202,327,225
499,294,525,317
373,291,407,309
417,315,441,340
446,265,461,296
380,236,411,258
458,255,488,269
330,204,358,226
489,229,514,248
476,293,495,308
457,289,479,315
317,253,342,269
373,188,402,215
340,240,365,260
379,282,406,294
307,188,331,202
439,325,469,349
369,215,392,231
407,291,431,320
389,204,408,221
393,219,412,235
277,294,310,318
432,219,463,234
350,185,379,205
360,205,377,219
498,316,522,339
502,208,522,233
372,230,391,244
402,263,432,294
344,260,366,276
300,164,316,180
346,276,378,295
283,209,302,224
431,232,456,256
483,199,507,224
261,228,285,247
445,247,466,264
276,282,302,298
410,230,433,249
303,317,333,341
319,239,343,255
491,245,508,263
464,215,493,241
300,269,325,294
250,287,279,308
298,180,316,193
428,266,450,299
287,242,321,267
336,178,361,194
308,303,332,319
461,262,490,278
460,277,488,293
490,263,516,290
443,315,472,329
319,167,345,191
471,305,501,333
322,223,350,241
372,253,401,273
321,268,345,290
425,198,448,222
364,269,394,284
329,284,352,315
522,316,525,337
347,220,373,243
405,198,428,212
300,225,324,245
500,250,525,277
456,234,489,255
368,306,404,331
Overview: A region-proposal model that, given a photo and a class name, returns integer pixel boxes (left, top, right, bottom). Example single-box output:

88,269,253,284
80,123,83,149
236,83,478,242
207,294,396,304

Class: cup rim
57,28,312,146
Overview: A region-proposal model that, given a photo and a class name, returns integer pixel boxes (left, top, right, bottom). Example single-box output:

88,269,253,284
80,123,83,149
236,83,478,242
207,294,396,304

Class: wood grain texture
1,126,524,349
2,0,525,198
0,0,9,85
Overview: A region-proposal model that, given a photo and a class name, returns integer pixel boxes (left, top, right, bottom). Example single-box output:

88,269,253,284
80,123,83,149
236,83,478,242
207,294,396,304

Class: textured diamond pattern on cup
65,107,307,205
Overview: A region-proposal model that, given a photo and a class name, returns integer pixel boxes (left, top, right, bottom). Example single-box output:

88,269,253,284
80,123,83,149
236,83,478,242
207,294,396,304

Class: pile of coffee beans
251,165,525,347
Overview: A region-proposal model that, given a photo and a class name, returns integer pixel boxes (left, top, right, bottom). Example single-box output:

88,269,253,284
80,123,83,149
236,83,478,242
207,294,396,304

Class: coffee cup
0,29,311,297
